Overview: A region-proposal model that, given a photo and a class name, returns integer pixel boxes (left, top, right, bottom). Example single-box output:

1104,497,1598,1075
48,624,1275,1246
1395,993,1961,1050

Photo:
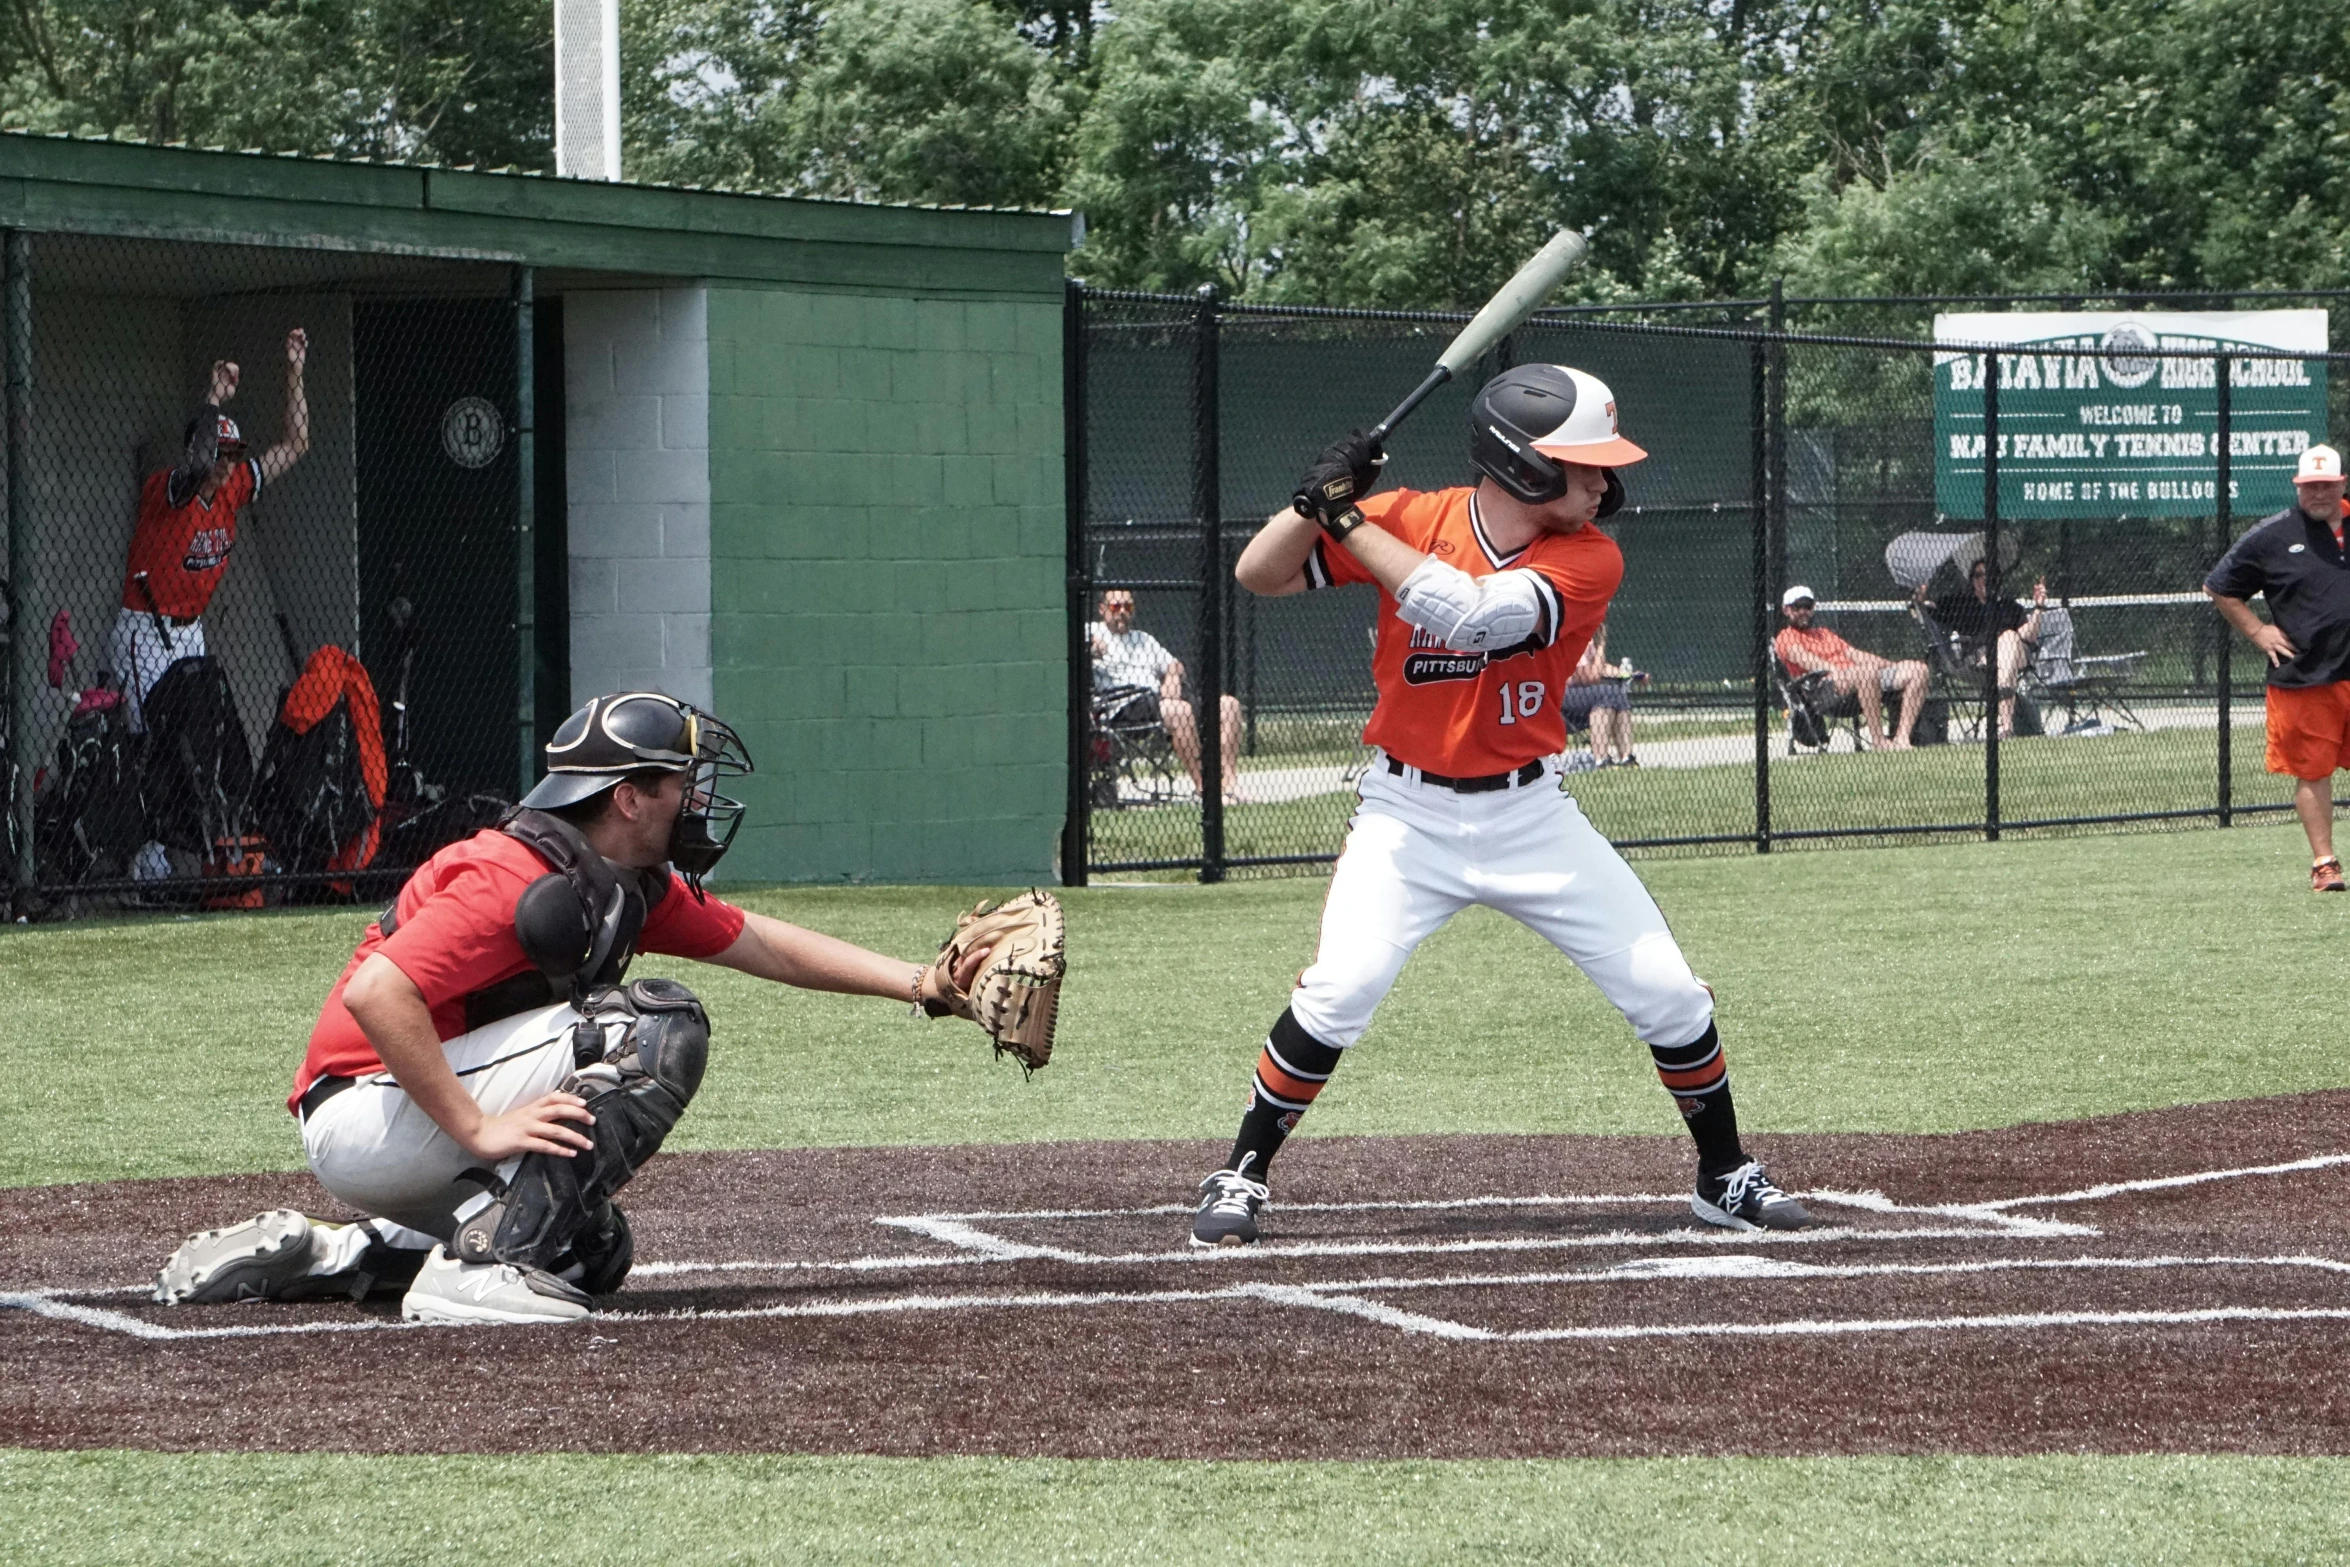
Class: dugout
0,134,1075,906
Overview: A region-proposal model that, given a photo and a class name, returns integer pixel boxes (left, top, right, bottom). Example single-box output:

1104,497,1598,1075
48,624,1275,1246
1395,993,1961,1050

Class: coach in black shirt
2207,443,2350,891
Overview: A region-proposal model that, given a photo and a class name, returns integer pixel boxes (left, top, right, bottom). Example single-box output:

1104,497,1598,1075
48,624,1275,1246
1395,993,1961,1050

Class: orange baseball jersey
120,458,262,619
1306,486,1624,775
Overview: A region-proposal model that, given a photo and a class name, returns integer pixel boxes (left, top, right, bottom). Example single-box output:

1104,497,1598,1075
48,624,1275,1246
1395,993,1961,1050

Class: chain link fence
1065,281,2349,882
1,231,554,915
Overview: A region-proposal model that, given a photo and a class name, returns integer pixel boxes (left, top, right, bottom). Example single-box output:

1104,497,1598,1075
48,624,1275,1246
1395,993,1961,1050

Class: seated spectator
1917,561,2047,738
1087,589,1248,804
1562,621,1644,766
1774,586,1928,750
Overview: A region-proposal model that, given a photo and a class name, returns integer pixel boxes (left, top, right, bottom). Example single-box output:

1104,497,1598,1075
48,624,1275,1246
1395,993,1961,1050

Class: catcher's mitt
914,889,1065,1072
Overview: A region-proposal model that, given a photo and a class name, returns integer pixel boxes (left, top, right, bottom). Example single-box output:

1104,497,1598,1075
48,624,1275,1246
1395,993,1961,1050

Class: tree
0,0,551,167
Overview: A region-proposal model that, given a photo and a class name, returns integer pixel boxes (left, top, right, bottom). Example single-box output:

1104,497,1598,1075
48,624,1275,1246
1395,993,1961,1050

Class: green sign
1933,311,2329,518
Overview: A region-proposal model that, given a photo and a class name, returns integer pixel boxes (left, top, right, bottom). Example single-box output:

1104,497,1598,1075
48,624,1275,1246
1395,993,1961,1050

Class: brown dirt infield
5,1091,2350,1459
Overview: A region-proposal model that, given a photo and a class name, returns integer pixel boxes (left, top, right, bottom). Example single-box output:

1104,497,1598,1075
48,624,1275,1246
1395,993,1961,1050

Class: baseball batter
1191,364,1811,1245
154,691,1053,1325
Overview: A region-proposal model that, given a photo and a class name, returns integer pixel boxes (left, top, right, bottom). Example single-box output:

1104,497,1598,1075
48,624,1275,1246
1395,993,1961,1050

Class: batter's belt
1383,755,1547,793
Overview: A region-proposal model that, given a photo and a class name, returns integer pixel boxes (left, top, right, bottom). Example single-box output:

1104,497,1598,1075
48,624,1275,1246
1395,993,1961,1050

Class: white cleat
155,1209,318,1304
399,1246,592,1326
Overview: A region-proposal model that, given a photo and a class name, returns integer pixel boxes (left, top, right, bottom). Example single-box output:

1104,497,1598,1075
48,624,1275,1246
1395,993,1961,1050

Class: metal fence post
1766,281,1788,625
1982,348,2000,843
1193,284,1225,883
5,230,30,897
1762,280,1788,852
2214,348,2232,828
512,266,537,799
1061,279,1092,886
1750,336,1771,854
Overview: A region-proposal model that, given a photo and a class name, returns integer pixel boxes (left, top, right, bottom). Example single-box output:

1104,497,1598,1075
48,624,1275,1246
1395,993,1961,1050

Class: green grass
3,1452,2346,1566
4,821,2345,1188
10,828,2350,1562
1091,719,2288,866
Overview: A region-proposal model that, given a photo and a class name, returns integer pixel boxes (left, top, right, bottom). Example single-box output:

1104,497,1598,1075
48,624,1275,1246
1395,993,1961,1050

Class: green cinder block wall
708,285,1067,883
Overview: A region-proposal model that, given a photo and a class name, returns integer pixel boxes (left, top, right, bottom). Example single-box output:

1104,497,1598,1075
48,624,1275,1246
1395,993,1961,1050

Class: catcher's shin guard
454,979,708,1277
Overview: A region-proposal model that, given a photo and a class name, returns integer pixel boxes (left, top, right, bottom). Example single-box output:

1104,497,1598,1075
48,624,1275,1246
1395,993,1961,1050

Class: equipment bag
138,656,252,856
32,692,144,882
251,645,387,876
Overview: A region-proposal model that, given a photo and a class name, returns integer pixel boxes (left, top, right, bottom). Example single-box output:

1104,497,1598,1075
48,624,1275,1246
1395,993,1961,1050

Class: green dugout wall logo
1933,310,2329,518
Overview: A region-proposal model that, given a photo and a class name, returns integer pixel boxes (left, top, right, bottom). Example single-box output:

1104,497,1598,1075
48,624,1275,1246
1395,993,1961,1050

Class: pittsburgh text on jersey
1307,486,1624,777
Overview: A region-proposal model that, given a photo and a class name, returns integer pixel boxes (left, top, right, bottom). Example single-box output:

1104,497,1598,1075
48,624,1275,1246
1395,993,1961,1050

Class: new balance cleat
1693,1161,1813,1232
155,1209,318,1304
399,1246,591,1326
1191,1167,1270,1247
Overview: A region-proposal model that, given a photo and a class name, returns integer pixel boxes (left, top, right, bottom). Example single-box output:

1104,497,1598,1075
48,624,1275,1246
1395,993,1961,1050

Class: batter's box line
861,1187,2088,1270
7,1150,2347,1343
878,1150,2350,1268
22,1251,2350,1344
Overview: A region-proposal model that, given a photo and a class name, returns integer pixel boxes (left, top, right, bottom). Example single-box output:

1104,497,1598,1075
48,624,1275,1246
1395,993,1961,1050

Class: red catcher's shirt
291,830,748,1111
1306,487,1624,775
120,459,261,619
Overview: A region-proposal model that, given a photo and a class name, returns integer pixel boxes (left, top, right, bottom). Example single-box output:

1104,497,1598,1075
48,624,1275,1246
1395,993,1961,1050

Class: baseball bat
1373,229,1589,442
1295,229,1589,514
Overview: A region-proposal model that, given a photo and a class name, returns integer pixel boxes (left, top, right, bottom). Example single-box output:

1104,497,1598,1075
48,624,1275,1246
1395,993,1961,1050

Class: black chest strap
371,813,672,1029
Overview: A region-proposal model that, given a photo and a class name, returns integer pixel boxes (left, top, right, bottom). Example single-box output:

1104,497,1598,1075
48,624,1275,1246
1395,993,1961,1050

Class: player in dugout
155,692,1000,1325
2207,443,2350,891
1189,363,1812,1247
113,330,311,729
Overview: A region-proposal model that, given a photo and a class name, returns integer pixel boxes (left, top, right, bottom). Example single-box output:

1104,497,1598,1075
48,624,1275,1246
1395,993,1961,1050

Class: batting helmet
183,410,247,455
520,691,754,887
1468,364,1647,514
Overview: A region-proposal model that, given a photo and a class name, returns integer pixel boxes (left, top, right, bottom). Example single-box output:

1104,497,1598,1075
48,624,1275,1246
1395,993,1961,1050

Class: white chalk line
6,1150,2344,1342
912,1193,1690,1223
15,1251,2350,1343
1980,1151,2350,1210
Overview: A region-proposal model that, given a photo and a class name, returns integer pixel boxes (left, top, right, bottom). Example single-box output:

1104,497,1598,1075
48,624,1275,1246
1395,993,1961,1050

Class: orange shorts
2264,681,2350,779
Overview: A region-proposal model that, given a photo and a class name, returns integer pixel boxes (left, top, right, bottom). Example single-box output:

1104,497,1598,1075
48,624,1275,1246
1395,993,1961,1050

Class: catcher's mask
1469,364,1646,515
521,692,754,893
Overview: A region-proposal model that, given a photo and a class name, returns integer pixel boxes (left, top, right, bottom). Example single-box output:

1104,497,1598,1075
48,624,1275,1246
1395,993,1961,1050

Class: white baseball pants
108,606,206,732
1289,755,1714,1051
301,1002,578,1246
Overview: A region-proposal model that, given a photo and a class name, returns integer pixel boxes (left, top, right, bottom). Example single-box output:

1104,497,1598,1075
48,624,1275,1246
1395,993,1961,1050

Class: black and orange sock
1223,1008,1345,1181
1649,1023,1745,1178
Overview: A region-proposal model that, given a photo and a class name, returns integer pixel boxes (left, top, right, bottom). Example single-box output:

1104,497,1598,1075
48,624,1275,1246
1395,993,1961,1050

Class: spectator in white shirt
1087,589,1247,804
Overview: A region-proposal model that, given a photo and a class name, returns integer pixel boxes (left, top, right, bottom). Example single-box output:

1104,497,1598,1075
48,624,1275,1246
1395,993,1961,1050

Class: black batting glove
1291,430,1387,528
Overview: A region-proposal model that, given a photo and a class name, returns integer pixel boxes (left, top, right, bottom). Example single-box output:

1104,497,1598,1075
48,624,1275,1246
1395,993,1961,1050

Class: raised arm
164,360,236,506
258,328,309,483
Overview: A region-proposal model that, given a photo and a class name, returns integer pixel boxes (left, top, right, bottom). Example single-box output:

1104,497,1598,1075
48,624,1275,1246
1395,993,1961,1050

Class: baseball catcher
156,691,1062,1325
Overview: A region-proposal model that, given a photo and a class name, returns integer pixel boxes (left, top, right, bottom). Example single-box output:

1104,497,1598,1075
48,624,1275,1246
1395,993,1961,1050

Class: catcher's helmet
1469,364,1646,513
521,691,754,887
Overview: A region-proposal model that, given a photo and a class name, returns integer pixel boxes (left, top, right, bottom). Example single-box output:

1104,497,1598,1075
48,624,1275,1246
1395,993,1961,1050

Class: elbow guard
1394,561,1555,654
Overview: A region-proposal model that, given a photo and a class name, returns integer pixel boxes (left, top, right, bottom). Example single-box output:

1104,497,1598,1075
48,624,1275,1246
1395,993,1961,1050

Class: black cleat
1693,1161,1813,1231
1191,1167,1270,1247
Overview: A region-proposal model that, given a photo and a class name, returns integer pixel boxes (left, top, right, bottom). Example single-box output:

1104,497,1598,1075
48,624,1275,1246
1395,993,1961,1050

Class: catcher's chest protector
379,809,671,1028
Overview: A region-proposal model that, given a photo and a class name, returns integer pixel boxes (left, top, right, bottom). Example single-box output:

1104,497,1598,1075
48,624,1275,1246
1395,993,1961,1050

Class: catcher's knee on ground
453,978,708,1285
155,1211,431,1304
